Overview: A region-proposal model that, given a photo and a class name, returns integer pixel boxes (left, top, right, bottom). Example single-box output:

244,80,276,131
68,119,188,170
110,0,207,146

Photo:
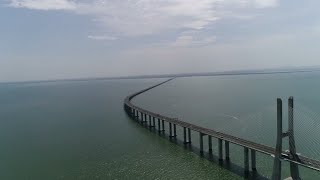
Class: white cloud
254,0,278,8
73,0,222,36
9,0,76,10
7,0,279,37
88,35,117,41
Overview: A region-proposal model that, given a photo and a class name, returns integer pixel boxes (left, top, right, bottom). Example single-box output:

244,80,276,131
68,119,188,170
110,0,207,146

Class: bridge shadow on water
128,116,269,180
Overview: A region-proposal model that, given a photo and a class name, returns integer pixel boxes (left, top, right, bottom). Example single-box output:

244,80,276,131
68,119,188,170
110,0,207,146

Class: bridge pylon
272,97,301,180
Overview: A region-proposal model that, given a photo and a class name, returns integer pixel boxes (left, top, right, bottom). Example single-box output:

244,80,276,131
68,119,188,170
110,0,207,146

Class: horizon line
1,67,320,84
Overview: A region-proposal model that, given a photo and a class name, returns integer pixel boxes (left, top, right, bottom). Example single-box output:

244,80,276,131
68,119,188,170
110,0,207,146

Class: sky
1,0,320,82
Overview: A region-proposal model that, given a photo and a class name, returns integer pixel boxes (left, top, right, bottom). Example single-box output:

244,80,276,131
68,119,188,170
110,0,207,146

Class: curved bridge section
123,78,320,179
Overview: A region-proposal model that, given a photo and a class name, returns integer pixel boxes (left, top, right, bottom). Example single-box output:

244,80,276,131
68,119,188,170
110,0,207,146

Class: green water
1,72,320,179
0,79,240,180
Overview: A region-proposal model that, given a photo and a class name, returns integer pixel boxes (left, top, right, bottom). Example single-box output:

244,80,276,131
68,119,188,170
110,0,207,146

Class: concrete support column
149,115,152,127
208,136,212,153
225,141,230,161
169,123,173,137
251,149,257,171
272,98,283,180
188,128,192,143
158,119,161,132
140,112,143,122
153,117,156,127
173,124,177,137
183,127,187,144
144,114,147,123
244,147,249,175
199,133,204,154
162,120,165,132
218,139,223,162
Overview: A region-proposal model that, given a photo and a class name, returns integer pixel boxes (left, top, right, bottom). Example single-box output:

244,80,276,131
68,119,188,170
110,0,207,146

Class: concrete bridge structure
123,78,320,180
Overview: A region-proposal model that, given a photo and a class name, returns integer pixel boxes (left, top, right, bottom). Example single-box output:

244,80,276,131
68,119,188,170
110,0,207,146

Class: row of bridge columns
131,109,178,136
198,133,256,175
125,96,304,180
127,107,257,176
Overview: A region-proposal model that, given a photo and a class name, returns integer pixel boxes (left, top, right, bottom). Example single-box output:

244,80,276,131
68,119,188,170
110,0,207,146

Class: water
0,79,240,180
1,72,320,179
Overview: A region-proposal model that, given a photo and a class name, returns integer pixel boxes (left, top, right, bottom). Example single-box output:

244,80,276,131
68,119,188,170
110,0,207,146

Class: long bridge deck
124,78,320,174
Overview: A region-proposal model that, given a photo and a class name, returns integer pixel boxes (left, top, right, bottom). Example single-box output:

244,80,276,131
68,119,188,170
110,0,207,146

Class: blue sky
1,0,320,82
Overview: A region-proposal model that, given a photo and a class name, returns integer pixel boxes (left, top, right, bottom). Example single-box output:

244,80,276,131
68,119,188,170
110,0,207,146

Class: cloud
8,0,76,10
76,0,279,37
73,0,222,36
171,35,216,47
88,35,117,41
7,0,279,37
254,0,278,8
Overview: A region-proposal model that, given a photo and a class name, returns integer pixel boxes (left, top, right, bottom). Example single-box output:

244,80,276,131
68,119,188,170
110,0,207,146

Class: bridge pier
208,136,212,153
144,114,147,123
169,123,173,137
140,112,143,123
173,124,177,137
149,115,152,127
132,109,135,118
251,149,257,171
141,113,143,122
218,139,223,162
183,127,187,144
153,117,156,128
199,133,204,154
133,109,137,120
183,127,191,144
162,120,165,132
244,147,249,175
188,128,192,144
158,119,161,132
225,141,230,161
130,108,133,117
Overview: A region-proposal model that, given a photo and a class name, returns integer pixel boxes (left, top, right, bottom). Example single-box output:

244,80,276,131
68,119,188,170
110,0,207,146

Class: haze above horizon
1,0,320,82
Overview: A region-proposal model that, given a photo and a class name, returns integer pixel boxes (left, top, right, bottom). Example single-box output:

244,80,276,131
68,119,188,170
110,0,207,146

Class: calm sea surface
1,72,320,179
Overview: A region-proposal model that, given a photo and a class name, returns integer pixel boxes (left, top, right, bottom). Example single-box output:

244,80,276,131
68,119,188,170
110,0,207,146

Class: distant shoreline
2,68,320,84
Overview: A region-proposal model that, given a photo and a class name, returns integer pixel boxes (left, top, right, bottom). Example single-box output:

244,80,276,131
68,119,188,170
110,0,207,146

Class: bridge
123,78,320,180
